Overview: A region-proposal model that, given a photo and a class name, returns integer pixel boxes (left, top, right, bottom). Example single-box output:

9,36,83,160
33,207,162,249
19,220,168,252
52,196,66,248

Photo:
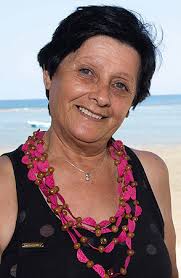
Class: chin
70,128,104,144
73,133,101,144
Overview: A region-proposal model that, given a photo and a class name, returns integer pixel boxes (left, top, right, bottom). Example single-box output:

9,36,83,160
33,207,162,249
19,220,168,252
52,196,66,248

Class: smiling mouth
76,106,106,120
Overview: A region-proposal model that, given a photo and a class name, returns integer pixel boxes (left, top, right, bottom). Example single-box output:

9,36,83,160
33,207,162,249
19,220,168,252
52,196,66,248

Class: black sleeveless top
0,145,172,278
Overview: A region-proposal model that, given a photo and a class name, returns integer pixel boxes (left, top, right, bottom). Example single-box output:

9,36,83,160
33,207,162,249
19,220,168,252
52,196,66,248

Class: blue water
0,99,48,110
0,95,180,151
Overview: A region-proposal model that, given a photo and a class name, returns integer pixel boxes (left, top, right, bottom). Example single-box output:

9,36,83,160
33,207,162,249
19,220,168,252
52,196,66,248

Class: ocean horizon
0,94,181,109
0,94,180,151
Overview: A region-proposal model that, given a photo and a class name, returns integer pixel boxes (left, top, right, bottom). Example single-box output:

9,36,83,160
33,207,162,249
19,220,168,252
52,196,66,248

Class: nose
88,83,111,107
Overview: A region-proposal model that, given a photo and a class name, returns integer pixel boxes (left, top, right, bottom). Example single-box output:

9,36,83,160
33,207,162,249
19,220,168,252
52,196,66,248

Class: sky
0,0,180,100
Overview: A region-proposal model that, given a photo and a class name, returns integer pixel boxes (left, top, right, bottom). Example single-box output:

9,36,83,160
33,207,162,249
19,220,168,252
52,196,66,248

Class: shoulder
0,154,17,191
0,155,18,255
131,148,169,218
132,148,168,176
131,148,178,277
0,155,16,191
0,154,14,174
132,149,169,198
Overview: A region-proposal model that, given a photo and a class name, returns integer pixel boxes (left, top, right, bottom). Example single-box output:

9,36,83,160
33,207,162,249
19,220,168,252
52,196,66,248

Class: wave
135,104,181,111
27,120,50,128
0,107,47,112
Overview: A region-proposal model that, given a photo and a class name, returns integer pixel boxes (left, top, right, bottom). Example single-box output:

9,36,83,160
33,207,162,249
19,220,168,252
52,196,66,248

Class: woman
0,5,178,278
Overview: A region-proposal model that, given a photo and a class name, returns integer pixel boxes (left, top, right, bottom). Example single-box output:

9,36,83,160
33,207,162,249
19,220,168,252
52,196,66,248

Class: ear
43,70,52,90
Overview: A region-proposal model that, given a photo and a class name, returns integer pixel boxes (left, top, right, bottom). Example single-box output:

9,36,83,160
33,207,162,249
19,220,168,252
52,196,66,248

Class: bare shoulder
0,155,15,175
132,148,168,175
0,155,18,255
131,149,169,218
131,148,178,278
131,149,170,217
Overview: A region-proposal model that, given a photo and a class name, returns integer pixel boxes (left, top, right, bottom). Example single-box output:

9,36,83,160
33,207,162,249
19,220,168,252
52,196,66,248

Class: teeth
78,107,102,120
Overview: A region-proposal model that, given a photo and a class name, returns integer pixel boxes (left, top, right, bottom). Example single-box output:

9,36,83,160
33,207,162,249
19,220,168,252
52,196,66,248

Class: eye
79,68,93,76
114,81,128,91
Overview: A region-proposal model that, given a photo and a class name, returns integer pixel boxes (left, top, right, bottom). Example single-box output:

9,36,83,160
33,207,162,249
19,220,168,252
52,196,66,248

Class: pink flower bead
45,175,54,187
34,151,42,158
98,220,110,227
37,161,49,172
115,206,125,217
126,237,132,249
118,159,127,176
116,215,122,227
93,264,106,278
22,155,30,165
113,140,123,150
28,168,37,181
104,241,115,253
125,203,131,214
135,205,142,217
128,219,136,232
77,249,88,263
83,217,96,227
36,144,44,153
125,170,134,184
22,144,28,151
101,228,111,234
118,230,126,242
125,255,131,269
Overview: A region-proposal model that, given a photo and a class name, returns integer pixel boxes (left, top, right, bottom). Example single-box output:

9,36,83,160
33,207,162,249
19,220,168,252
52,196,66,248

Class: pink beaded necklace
21,130,142,277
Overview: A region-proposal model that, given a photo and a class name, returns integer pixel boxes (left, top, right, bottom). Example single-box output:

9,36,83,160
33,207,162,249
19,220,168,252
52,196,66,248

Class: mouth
76,105,107,120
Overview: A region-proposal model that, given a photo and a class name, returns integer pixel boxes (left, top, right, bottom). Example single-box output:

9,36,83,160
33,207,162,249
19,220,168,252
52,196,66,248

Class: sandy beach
0,144,180,274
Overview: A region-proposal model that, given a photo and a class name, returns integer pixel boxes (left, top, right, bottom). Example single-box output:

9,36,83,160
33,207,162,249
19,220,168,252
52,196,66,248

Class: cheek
66,77,94,99
60,80,88,103
48,90,66,120
112,101,130,119
113,91,136,116
49,81,69,108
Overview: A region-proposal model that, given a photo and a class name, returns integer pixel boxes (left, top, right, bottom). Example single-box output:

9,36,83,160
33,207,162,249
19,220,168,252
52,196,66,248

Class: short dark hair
38,5,158,110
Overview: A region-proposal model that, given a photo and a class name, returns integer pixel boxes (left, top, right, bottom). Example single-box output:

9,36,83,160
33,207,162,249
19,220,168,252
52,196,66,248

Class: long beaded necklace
21,130,142,277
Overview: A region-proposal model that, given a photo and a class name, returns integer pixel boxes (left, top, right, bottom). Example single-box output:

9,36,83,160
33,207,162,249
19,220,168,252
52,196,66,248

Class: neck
44,126,110,167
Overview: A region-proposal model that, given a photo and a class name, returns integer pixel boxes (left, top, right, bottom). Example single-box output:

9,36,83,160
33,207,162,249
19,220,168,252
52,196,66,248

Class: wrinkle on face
47,35,141,148
56,36,140,94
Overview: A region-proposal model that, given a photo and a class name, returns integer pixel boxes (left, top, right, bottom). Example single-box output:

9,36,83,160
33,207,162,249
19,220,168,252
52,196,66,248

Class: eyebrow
113,73,134,82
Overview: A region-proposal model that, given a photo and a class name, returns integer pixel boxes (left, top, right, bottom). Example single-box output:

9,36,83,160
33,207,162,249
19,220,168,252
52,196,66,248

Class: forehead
76,35,138,57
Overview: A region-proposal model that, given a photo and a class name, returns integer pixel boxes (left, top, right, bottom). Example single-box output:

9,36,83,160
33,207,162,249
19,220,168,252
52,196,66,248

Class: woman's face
45,35,140,145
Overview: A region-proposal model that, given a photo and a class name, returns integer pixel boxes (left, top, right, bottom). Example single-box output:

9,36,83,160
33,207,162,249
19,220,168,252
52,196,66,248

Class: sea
0,94,180,152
